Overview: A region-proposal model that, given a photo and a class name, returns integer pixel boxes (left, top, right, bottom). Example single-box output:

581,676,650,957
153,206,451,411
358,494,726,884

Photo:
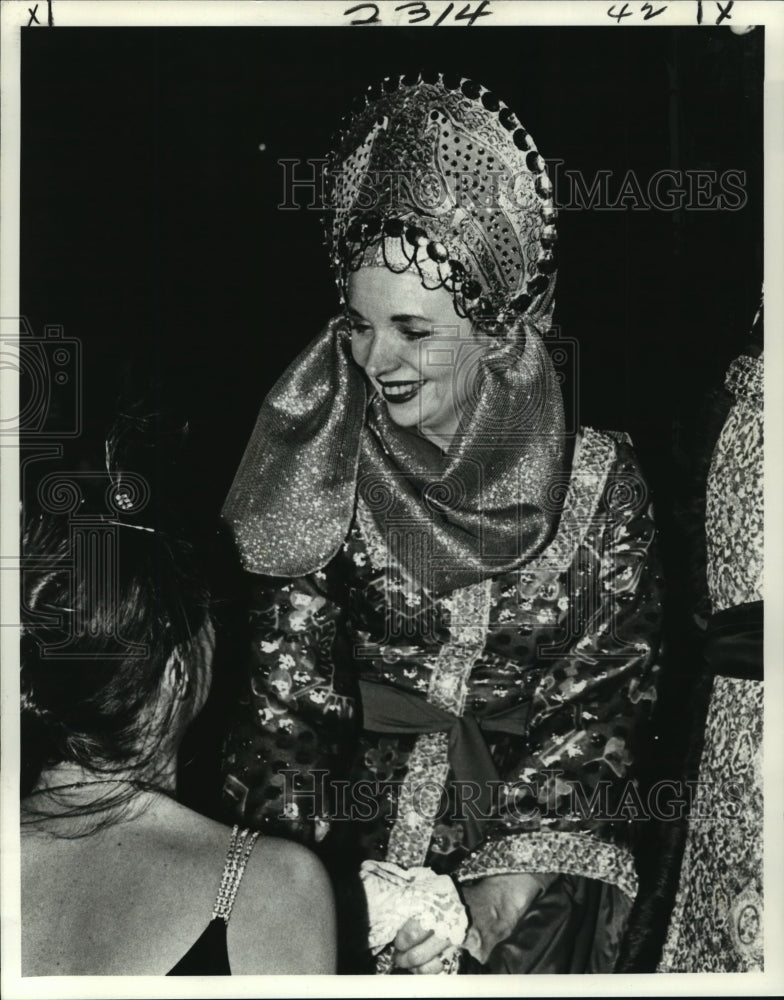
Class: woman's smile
347,268,492,450
376,377,427,405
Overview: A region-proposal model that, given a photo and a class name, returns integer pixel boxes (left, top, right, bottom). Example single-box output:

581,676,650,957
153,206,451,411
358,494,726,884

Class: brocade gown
222,426,663,973
658,353,764,972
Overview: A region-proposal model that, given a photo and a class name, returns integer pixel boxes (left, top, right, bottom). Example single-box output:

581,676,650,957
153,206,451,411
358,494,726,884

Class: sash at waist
704,600,763,682
358,679,532,850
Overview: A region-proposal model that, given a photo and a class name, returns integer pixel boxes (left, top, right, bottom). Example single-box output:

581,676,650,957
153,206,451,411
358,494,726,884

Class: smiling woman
221,72,663,975
347,270,490,450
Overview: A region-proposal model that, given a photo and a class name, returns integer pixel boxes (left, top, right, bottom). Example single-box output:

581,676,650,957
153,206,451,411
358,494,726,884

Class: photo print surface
2,1,777,993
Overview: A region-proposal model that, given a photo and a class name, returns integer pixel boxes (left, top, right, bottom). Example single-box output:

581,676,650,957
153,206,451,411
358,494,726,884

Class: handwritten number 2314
344,1,492,27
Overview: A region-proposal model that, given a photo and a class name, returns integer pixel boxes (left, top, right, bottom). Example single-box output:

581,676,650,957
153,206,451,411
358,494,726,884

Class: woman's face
347,267,489,450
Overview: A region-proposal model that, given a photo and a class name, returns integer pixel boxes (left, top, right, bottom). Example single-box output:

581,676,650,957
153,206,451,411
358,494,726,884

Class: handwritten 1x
607,0,736,24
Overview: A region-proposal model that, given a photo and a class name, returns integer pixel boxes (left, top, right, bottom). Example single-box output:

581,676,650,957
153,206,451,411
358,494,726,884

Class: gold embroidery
525,427,616,578
456,830,638,900
385,580,493,870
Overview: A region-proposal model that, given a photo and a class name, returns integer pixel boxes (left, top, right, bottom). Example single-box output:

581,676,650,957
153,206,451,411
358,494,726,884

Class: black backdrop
21,25,763,511
20,25,764,964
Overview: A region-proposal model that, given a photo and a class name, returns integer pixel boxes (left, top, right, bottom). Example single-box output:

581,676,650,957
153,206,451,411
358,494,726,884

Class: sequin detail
455,830,638,901
355,494,388,576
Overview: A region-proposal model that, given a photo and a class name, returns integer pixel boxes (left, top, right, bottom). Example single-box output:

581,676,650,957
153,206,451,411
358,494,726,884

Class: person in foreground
20,441,335,976
222,72,662,973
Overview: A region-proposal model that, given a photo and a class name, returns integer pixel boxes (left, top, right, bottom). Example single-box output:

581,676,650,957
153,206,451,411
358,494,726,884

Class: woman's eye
400,328,431,342
350,323,372,336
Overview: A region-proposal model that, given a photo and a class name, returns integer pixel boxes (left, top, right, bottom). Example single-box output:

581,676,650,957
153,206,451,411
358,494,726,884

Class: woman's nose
363,329,398,377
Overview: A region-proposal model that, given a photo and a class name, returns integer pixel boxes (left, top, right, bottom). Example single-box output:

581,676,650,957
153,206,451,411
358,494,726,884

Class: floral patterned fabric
221,427,663,969
658,674,763,972
659,352,764,973
705,353,763,614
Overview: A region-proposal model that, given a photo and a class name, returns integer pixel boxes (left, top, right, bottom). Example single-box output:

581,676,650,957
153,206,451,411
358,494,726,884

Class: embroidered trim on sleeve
525,427,616,577
455,829,638,900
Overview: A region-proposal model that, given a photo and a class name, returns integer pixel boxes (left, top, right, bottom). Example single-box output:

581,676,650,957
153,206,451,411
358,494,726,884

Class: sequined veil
223,73,567,593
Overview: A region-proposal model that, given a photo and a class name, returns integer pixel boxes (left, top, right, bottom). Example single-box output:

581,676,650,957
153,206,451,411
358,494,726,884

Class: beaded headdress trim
325,72,557,330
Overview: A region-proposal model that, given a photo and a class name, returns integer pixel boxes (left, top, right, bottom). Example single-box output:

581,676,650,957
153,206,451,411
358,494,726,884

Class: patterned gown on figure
222,426,662,973
658,352,764,973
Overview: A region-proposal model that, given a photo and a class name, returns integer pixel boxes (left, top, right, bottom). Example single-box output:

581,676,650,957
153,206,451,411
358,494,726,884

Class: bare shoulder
228,836,336,975
254,835,332,890
134,794,234,862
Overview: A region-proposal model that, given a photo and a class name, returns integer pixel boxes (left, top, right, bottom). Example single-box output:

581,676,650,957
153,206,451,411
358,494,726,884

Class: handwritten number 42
344,1,492,26
607,1,735,23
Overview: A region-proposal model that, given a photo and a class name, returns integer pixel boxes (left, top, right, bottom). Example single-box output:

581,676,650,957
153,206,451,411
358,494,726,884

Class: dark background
21,25,763,510
20,25,763,965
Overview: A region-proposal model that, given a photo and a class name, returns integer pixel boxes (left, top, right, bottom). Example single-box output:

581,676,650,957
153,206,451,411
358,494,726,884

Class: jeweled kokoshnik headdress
327,71,558,330
224,73,566,594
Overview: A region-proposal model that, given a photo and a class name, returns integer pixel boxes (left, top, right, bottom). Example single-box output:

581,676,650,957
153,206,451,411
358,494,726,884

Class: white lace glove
360,859,469,956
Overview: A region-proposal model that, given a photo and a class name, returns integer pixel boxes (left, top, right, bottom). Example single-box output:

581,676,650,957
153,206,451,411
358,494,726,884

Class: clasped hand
393,873,546,972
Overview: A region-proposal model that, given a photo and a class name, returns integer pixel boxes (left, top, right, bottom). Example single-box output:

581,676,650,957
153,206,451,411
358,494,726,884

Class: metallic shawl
223,75,566,594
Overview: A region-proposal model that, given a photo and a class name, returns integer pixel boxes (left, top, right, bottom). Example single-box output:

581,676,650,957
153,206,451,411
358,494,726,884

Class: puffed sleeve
221,569,359,846
456,437,662,903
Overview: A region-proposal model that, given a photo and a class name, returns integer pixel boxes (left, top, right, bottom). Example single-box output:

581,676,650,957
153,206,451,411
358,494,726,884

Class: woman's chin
382,402,424,428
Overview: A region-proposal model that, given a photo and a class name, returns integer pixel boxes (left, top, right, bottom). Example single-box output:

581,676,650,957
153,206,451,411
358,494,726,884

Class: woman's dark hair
21,411,212,821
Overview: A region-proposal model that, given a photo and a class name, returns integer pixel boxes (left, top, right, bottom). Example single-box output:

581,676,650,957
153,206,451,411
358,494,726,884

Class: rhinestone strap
211,825,261,923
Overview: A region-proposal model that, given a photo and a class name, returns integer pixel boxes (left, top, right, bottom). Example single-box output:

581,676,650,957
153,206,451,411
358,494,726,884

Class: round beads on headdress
325,71,558,332
427,241,448,263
